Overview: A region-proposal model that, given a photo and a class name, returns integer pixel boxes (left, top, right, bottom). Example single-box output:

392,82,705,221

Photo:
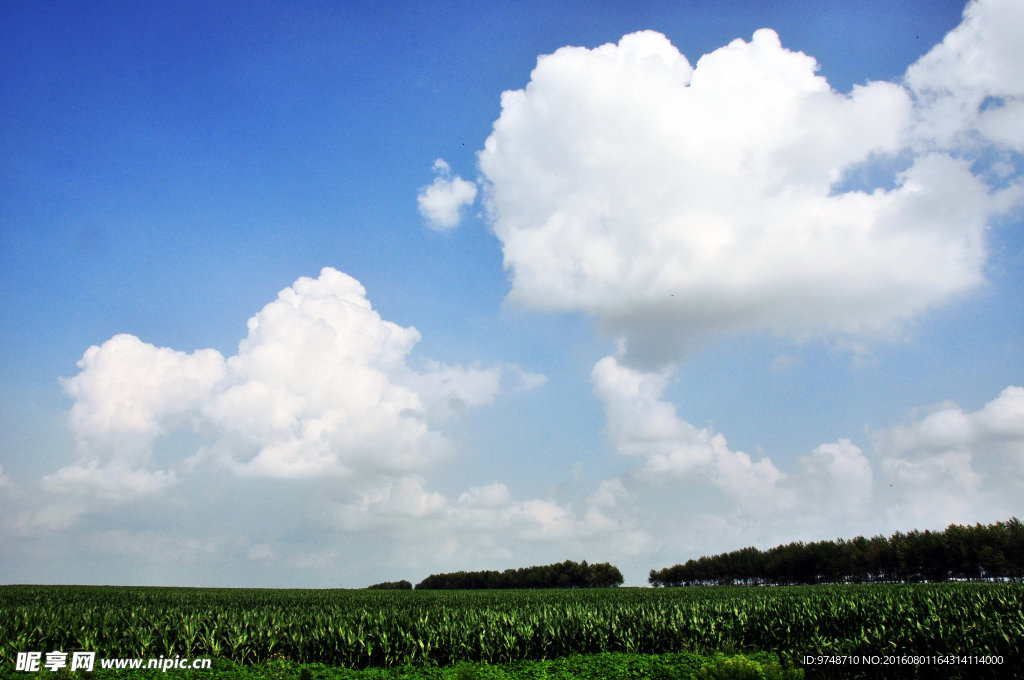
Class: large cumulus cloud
49,268,521,501
480,17,1022,368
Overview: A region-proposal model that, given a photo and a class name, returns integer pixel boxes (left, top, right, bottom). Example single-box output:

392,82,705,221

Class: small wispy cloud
770,354,803,372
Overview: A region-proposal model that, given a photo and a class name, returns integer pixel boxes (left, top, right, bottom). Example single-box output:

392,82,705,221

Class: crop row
1,584,1021,676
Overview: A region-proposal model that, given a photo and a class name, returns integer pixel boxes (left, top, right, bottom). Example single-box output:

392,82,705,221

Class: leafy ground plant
0,652,753,680
698,654,804,680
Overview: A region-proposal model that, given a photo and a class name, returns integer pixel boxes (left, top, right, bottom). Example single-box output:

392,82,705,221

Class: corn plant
0,583,1020,678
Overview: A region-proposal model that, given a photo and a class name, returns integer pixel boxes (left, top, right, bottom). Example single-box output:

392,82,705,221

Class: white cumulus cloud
53,268,525,503
873,385,1024,527
418,158,478,231
906,0,1024,151
793,439,874,517
326,475,448,530
199,267,448,479
61,334,226,462
591,355,793,511
479,21,1021,368
589,351,1024,551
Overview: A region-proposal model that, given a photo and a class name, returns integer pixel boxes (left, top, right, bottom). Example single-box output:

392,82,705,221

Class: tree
647,517,1023,587
368,580,412,590
415,560,626,589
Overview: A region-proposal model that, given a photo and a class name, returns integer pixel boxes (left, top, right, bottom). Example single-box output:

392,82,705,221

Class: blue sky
2,0,1022,587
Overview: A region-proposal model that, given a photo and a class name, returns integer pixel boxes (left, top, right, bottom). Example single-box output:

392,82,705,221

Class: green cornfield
1,584,1020,676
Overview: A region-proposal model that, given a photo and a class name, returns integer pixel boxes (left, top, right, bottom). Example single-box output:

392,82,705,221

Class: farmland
1,583,1021,678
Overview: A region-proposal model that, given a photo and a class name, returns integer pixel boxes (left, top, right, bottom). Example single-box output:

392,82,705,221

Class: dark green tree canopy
649,517,1024,587
366,580,413,590
416,560,624,589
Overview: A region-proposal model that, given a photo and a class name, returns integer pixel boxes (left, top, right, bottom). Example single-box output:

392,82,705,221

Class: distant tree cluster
649,518,1024,587
366,580,413,590
415,560,624,589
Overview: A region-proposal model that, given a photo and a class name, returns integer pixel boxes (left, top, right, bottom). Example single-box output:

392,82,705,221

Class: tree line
366,580,413,590
649,518,1024,587
414,560,624,589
